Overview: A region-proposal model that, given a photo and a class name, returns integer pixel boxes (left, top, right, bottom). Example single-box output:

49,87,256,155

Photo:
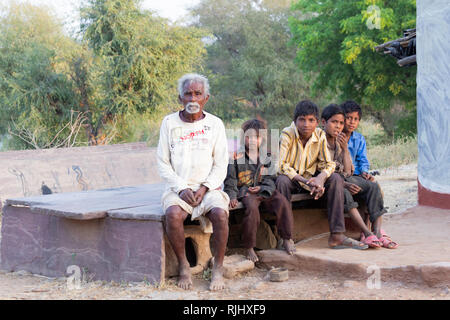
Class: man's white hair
177,73,210,98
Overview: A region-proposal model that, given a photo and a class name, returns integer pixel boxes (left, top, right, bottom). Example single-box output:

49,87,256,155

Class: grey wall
417,0,450,194
0,143,163,206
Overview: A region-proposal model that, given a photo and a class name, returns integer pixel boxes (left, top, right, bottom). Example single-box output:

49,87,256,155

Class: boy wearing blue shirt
340,100,398,249
341,101,372,180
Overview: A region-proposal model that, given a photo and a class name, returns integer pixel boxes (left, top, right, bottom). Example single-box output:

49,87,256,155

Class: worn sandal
360,232,382,248
330,237,369,250
379,229,399,249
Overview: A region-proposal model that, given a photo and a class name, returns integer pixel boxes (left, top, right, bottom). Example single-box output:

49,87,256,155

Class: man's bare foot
245,248,259,262
282,239,296,255
209,265,226,291
177,263,192,290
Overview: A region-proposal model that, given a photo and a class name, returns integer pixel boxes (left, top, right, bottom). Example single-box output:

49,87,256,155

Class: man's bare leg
164,206,192,290
206,208,229,291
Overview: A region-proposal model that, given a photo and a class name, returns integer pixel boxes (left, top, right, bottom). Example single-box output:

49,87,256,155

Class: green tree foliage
289,0,416,136
80,0,206,143
190,0,318,128
0,2,84,149
0,0,206,149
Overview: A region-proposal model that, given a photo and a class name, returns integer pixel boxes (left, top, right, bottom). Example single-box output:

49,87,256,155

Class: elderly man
157,73,230,291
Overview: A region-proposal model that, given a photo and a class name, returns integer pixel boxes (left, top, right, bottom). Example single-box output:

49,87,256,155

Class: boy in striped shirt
276,100,368,250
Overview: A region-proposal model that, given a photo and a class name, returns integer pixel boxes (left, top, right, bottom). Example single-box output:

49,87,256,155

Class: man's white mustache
185,102,201,114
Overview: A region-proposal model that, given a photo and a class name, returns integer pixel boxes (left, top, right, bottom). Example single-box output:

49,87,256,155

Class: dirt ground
0,163,448,300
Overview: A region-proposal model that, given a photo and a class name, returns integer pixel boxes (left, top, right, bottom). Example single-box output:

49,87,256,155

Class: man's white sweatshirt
157,111,229,194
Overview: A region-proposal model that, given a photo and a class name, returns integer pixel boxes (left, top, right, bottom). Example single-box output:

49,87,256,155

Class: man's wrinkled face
344,111,360,133
179,81,209,115
322,114,345,138
295,114,318,138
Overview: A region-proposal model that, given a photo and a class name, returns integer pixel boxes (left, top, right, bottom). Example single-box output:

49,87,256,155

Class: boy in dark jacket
224,119,296,262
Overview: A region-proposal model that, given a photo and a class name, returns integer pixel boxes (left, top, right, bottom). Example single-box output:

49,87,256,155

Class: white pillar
417,0,450,196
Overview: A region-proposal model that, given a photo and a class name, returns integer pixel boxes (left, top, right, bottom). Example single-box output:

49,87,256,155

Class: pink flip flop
378,229,399,249
360,232,382,248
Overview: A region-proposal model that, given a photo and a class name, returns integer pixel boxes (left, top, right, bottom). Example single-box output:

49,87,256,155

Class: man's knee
165,206,186,225
207,207,228,225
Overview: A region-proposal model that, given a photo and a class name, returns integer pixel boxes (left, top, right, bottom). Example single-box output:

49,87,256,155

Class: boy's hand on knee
361,172,375,181
310,186,325,200
306,176,325,189
344,182,361,195
229,199,239,209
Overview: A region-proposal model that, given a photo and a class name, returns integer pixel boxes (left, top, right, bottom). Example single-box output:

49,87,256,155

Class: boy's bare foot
328,232,346,247
177,263,192,290
245,248,259,262
282,239,296,255
209,265,225,291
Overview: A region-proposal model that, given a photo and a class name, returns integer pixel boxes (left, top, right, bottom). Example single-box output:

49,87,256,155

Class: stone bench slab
107,204,165,221
5,184,166,220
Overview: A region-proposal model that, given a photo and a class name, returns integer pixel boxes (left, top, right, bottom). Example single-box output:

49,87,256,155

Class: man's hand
247,186,261,194
361,171,375,181
344,182,361,195
229,199,239,209
193,185,209,206
179,188,197,206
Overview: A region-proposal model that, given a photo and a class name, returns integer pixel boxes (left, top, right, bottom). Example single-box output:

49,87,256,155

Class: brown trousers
275,173,346,234
240,190,294,249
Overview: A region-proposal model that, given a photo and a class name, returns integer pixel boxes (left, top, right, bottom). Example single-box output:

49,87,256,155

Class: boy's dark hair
340,100,362,119
242,118,266,133
321,104,345,122
293,100,319,121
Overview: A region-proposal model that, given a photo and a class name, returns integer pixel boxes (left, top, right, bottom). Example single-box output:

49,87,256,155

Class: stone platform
0,182,363,284
0,183,212,284
257,206,450,288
